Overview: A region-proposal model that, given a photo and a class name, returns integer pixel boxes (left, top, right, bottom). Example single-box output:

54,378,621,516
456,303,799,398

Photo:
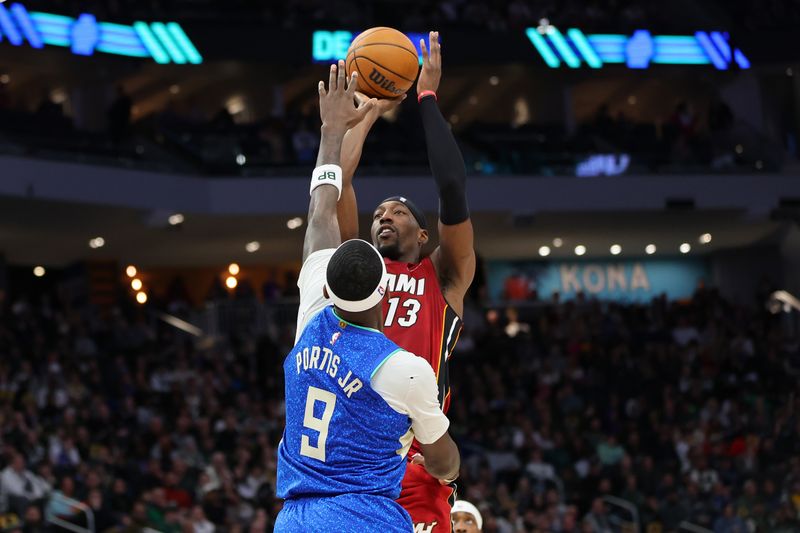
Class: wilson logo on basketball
368,69,404,95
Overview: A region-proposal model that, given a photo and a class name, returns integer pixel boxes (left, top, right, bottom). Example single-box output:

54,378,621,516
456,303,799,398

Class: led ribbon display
525,26,750,70
0,2,202,64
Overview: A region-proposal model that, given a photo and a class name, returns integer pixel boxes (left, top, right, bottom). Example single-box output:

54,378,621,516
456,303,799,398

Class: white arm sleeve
371,351,450,445
294,248,336,344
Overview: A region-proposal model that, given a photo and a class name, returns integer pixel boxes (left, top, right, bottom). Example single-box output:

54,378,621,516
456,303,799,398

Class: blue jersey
277,306,412,500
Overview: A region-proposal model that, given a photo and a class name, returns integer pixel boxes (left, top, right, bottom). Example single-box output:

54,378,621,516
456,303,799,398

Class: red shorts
396,461,455,533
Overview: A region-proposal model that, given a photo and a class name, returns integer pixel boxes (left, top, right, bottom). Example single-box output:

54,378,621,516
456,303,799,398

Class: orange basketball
345,27,419,99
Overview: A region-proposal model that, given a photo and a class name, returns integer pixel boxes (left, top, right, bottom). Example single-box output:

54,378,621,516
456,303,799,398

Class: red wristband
418,90,437,103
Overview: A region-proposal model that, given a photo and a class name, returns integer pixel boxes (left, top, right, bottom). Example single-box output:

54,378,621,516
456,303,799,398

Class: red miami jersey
382,257,462,424
384,256,462,533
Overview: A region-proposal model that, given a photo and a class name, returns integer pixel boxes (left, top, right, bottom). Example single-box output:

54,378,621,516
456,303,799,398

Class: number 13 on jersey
384,297,420,328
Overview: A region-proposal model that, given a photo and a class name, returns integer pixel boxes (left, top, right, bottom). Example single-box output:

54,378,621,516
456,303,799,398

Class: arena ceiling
0,195,784,268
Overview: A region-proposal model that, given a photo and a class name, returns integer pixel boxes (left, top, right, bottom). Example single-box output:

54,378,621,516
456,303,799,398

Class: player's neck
388,251,421,264
333,307,383,332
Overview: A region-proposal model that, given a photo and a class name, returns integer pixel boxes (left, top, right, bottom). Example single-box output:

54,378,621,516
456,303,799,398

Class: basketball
345,27,419,99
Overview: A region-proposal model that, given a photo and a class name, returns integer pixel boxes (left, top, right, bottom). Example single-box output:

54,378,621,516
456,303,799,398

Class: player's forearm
419,97,469,225
317,126,345,168
337,119,376,241
303,129,345,260
420,433,461,482
341,116,378,187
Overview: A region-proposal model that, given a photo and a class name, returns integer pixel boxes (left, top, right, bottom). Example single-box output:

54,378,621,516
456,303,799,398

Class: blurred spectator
0,453,50,515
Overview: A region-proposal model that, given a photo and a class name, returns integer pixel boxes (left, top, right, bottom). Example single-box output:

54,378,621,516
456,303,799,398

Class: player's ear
418,229,429,247
323,286,330,299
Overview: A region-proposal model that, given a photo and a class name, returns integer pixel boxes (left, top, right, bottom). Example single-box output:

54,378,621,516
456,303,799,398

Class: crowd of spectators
1,272,800,532
2,80,771,176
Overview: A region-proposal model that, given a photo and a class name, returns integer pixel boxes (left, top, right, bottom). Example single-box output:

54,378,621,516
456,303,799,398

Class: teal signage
488,259,709,303
0,3,202,64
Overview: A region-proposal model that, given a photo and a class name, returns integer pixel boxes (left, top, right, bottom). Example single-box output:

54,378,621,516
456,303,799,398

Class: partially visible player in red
338,31,475,533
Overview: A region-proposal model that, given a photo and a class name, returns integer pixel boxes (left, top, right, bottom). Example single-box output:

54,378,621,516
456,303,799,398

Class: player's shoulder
385,349,433,375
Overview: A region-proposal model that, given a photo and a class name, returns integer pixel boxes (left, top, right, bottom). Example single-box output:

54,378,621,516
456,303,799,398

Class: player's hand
416,31,441,95
355,91,406,120
319,60,376,135
411,453,454,485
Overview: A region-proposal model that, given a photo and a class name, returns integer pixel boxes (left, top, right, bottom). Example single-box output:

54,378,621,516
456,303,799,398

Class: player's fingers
346,71,359,98
410,453,425,466
328,64,337,91
337,60,346,91
420,39,428,64
433,31,441,62
318,80,326,97
353,98,376,123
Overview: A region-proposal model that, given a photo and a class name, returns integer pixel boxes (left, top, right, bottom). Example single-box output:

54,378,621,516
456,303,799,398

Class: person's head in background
452,500,483,533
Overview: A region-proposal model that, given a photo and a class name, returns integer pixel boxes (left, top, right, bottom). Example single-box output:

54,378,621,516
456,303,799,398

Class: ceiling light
225,276,238,289
131,279,143,291
169,84,180,94
236,154,246,166
610,244,622,255
245,241,260,253
168,213,184,226
228,263,240,276
539,246,551,257
680,243,691,254
699,233,712,244
489,76,499,86
136,292,148,304
553,238,563,248
287,217,304,230
226,95,246,115
574,245,586,256
645,244,657,255
33,266,45,277
126,265,137,278
0,74,9,84
89,237,105,249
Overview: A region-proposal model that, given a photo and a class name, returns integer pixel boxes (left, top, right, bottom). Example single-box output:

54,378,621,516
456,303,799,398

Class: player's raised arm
303,62,375,262
338,94,406,242
417,31,476,317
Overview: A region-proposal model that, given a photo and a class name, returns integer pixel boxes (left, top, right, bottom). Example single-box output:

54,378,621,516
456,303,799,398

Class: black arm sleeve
419,96,469,225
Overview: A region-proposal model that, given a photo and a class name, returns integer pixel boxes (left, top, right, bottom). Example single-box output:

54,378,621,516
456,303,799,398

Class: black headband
381,196,428,230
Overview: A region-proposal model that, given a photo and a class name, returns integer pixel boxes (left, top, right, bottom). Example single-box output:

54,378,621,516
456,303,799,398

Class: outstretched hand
319,60,376,135
354,91,406,120
416,31,441,95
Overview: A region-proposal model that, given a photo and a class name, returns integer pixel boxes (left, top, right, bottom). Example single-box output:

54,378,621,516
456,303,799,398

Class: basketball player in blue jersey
274,61,460,533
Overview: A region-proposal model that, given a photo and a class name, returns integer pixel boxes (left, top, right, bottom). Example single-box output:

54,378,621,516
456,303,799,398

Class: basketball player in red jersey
338,31,475,533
